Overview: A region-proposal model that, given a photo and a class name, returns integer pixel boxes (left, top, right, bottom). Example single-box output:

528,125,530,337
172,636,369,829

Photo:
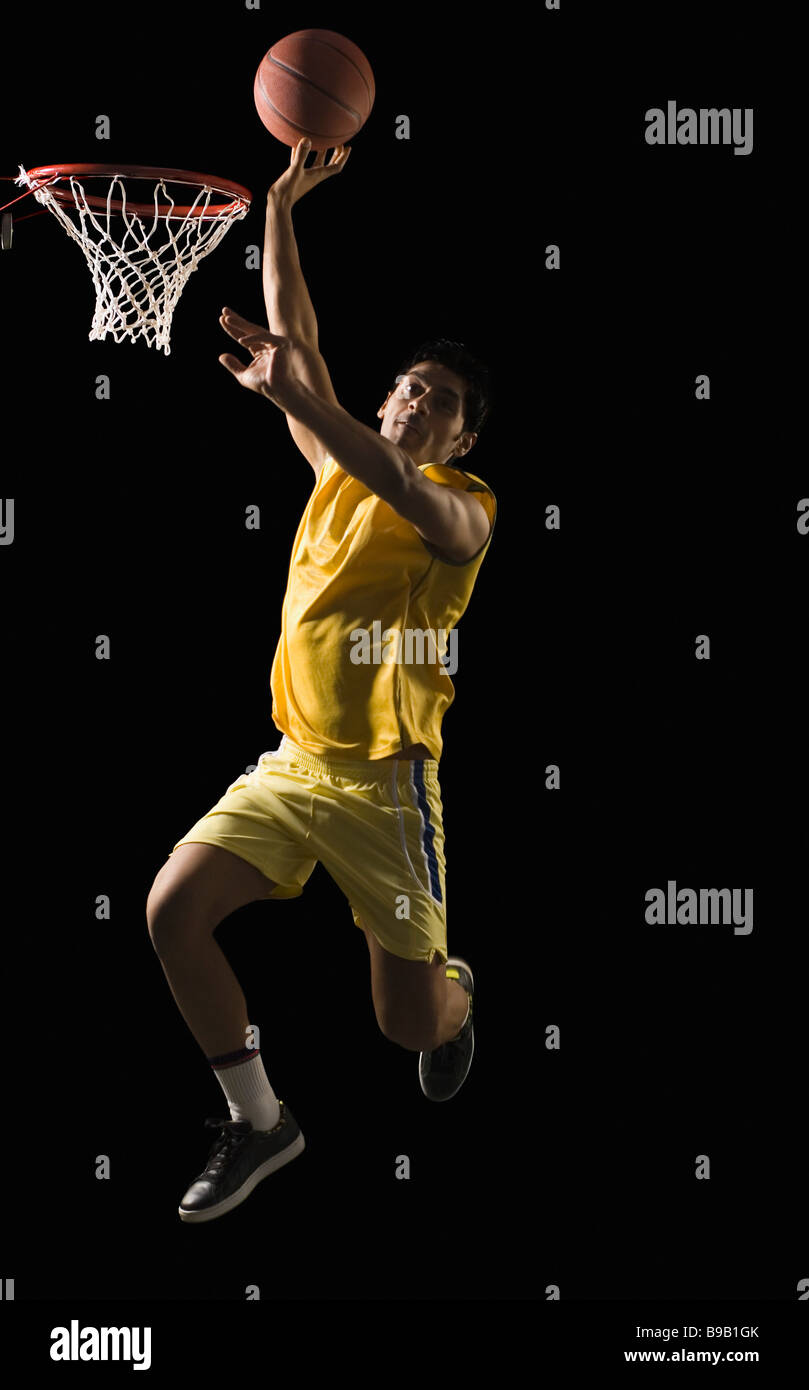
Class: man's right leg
146,842,277,1059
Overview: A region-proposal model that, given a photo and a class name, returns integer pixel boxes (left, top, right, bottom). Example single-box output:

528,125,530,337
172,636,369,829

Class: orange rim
21,163,252,219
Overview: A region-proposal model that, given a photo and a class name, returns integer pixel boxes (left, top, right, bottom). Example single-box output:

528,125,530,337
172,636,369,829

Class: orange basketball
254,29,375,151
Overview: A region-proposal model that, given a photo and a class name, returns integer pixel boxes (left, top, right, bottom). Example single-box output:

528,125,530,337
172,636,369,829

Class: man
146,139,497,1223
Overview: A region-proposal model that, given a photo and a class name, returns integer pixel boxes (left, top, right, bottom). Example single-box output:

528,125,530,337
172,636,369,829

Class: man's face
377,360,478,467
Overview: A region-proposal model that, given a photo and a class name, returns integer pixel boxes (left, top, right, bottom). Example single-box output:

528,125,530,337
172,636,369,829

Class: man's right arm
263,142,351,477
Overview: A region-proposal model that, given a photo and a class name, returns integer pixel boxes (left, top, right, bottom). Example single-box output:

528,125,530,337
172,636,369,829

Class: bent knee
146,884,218,951
145,888,181,949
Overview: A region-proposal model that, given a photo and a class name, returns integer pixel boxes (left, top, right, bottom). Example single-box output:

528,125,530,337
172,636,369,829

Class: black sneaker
419,957,475,1101
178,1101,305,1223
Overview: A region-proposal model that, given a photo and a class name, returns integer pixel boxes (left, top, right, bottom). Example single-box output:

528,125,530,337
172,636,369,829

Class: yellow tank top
270,454,497,760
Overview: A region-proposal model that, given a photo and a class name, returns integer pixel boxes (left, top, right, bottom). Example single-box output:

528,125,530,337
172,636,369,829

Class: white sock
208,1046,281,1132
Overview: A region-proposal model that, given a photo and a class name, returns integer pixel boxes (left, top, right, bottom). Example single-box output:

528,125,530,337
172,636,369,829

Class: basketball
254,29,375,151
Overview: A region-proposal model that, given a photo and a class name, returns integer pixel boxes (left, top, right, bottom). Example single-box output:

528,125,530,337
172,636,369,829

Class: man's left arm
218,310,489,561
282,381,489,560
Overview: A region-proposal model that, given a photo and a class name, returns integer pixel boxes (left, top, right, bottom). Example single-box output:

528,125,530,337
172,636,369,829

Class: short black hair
393,338,491,439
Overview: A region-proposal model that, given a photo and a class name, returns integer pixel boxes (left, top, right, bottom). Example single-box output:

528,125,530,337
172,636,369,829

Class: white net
15,165,248,355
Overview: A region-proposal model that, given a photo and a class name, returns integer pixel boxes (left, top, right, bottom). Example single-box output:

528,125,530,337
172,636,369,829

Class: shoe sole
178,1131,306,1224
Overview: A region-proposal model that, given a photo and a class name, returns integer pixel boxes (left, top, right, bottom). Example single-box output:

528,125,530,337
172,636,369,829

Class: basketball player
146,139,496,1222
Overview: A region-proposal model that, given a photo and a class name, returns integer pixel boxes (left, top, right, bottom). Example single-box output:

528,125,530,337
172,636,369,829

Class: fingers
221,306,259,327
220,308,281,351
218,353,244,377
294,140,351,171
323,144,349,167
220,314,254,345
328,145,351,173
219,315,241,342
240,338,270,355
220,306,253,333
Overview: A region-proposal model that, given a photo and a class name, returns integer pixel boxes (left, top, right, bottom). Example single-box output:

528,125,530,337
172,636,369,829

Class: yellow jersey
270,454,497,760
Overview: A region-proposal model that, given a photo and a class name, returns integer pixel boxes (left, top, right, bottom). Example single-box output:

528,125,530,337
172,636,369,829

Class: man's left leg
361,923,469,1052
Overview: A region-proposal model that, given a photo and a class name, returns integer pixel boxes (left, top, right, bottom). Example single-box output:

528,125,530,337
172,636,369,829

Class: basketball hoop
13,163,252,355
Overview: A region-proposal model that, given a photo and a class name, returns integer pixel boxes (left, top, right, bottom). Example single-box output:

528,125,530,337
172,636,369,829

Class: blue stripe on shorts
411,761,442,904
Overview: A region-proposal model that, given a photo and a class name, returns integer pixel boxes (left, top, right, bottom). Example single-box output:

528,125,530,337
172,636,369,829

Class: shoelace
201,1117,252,1174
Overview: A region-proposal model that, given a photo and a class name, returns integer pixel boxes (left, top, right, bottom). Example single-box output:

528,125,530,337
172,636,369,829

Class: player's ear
377,392,392,420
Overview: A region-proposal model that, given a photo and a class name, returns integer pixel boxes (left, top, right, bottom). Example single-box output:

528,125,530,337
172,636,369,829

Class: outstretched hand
218,306,299,408
269,138,351,209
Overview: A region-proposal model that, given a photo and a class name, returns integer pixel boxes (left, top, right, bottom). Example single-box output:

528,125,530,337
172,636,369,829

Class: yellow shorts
170,735,448,966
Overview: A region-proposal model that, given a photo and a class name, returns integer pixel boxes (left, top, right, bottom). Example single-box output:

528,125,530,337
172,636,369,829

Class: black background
1,0,805,1362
